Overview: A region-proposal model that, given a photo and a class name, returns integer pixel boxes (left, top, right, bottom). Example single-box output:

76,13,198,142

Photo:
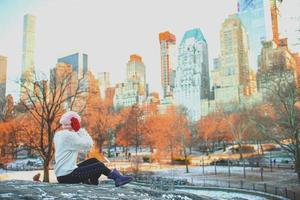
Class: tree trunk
295,157,300,181
107,132,113,158
295,132,300,181
212,142,215,152
170,146,174,165
259,140,264,155
98,139,103,153
238,143,243,160
183,146,189,173
256,140,260,155
135,144,138,156
125,147,128,159
43,161,50,182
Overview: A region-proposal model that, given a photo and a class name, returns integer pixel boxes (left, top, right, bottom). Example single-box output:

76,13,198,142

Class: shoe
107,169,133,187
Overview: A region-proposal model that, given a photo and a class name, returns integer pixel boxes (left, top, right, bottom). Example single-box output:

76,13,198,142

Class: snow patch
177,189,267,200
0,193,14,198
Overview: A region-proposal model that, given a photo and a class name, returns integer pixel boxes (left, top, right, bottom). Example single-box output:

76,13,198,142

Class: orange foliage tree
0,119,20,164
116,104,145,156
143,105,191,169
83,97,118,157
196,112,232,154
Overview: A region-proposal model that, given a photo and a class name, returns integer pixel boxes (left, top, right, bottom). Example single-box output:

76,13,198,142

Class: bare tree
19,69,85,182
252,64,300,180
217,103,253,159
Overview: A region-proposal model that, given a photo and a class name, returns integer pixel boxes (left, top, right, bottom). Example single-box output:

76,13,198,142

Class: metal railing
188,178,299,200
134,175,299,200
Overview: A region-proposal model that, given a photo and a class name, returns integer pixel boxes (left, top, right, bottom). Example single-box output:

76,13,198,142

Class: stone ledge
0,180,205,200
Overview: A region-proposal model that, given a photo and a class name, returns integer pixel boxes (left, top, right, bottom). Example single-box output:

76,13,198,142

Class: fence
134,175,300,200
189,178,299,200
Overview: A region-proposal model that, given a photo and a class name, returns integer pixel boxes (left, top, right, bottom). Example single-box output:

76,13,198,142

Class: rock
0,180,206,200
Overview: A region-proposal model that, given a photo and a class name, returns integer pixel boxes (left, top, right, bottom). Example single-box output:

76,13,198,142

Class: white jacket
53,128,93,177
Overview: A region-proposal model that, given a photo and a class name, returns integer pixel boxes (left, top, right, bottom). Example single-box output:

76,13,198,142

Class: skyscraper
20,14,36,101
221,14,250,88
159,31,176,98
126,54,146,95
113,55,147,109
238,0,272,69
0,56,7,105
21,14,36,76
257,39,298,97
201,15,256,117
174,28,210,121
213,14,251,103
98,72,110,99
50,62,74,107
57,52,88,79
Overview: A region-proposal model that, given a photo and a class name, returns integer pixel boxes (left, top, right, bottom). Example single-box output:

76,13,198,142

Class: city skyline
0,0,299,102
0,0,237,100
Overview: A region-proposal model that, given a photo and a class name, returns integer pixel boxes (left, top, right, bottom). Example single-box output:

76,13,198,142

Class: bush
231,145,254,153
172,157,191,165
215,159,233,165
281,160,289,164
262,144,279,151
142,156,150,163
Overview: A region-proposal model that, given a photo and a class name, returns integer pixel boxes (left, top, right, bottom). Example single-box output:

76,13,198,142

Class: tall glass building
98,72,110,99
238,0,272,69
0,56,7,104
174,28,210,121
20,14,36,101
57,52,88,79
21,14,36,75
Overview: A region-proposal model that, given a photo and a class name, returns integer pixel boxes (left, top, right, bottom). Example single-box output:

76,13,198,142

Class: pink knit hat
59,111,81,129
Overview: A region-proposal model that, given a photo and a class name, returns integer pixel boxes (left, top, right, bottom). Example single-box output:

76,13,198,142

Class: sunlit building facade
113,55,147,109
174,28,210,121
202,14,255,116
257,39,298,98
213,14,251,103
0,56,7,105
126,54,146,95
159,31,177,98
50,62,76,108
98,72,110,99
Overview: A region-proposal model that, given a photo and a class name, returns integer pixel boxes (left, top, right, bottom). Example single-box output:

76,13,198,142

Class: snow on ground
0,169,12,174
176,189,268,200
0,169,109,183
0,170,57,182
5,158,43,170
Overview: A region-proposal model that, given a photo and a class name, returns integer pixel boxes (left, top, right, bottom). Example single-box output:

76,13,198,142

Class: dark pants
57,158,111,185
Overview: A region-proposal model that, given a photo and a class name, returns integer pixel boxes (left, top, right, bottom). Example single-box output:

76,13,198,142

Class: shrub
281,160,289,164
262,144,279,151
231,145,254,153
142,156,150,163
172,157,191,165
215,159,233,165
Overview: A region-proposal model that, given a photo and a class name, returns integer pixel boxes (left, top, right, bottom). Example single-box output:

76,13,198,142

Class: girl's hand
71,117,81,131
